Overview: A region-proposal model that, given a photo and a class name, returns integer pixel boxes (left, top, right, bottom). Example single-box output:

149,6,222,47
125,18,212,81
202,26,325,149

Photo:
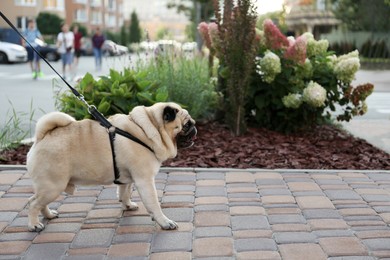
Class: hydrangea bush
246,19,373,132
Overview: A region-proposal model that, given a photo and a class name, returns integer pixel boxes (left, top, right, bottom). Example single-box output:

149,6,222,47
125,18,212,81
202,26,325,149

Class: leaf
97,100,110,115
155,87,169,102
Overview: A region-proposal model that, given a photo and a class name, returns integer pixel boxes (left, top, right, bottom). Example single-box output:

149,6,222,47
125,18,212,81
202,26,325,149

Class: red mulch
1,122,390,170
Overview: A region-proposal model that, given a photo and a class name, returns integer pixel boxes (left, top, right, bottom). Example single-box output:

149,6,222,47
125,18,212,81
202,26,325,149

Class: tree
36,12,63,35
167,0,214,42
129,10,141,43
120,25,127,45
331,0,390,32
213,0,258,136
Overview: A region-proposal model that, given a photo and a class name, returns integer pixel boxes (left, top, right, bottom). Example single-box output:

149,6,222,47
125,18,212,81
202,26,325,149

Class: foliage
246,19,373,132
137,53,219,120
70,23,87,37
129,10,142,43
330,0,390,32
36,12,63,36
0,100,35,150
208,0,258,136
167,0,215,41
57,55,218,121
56,69,168,120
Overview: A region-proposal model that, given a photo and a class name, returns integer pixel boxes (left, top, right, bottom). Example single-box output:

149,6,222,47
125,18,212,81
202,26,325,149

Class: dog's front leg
134,178,178,230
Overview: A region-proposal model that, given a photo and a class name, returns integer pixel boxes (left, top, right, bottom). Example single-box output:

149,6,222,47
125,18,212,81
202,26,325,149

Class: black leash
0,11,153,184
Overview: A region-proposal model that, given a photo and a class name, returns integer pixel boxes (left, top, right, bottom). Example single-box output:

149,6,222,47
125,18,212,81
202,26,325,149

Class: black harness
0,11,153,184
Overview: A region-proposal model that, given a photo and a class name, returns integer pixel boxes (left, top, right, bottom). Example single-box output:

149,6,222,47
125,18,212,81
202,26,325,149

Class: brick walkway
1,167,390,259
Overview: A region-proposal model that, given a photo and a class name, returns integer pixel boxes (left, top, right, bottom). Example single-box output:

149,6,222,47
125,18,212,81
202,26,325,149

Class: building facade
0,0,124,34
284,0,339,39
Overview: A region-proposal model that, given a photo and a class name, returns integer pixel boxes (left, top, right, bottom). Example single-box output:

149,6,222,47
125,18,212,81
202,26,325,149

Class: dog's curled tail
35,112,75,142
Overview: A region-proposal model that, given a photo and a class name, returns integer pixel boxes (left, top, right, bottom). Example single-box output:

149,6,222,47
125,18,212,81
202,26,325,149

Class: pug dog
26,102,197,232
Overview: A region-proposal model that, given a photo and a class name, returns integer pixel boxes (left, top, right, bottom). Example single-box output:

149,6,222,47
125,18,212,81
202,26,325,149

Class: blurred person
92,27,105,71
22,19,44,79
72,24,83,67
57,23,74,80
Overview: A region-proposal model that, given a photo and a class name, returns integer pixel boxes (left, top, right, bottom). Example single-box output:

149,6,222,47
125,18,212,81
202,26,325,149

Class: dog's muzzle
177,121,197,148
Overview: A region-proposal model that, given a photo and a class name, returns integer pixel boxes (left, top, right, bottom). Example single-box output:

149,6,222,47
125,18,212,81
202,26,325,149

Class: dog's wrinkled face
163,105,197,148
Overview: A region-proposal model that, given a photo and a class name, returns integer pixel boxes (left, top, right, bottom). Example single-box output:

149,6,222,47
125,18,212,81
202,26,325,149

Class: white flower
257,51,281,83
282,93,303,109
301,32,314,41
334,57,360,83
307,39,329,57
302,81,327,107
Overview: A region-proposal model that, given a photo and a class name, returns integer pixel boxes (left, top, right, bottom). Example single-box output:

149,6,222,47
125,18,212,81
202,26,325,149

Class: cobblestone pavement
1,167,390,260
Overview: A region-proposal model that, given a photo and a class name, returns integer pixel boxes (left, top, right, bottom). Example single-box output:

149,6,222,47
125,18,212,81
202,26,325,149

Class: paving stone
228,192,260,199
97,188,117,200
236,251,281,260
165,185,195,192
57,203,94,213
226,172,254,183
195,186,226,197
325,190,362,200
168,174,196,183
233,230,273,239
261,195,295,204
23,243,69,260
71,228,115,248
86,208,122,219
234,238,277,252
151,232,192,252
258,189,291,196
362,238,390,251
267,214,306,224
108,242,150,257
308,219,349,230
227,186,258,193
0,198,28,211
338,208,378,216
361,194,390,202
0,174,22,185
162,208,194,222
113,233,152,243
313,229,355,238
231,216,270,230
254,172,283,180
0,241,31,255
120,216,154,226
229,206,265,215
288,182,321,192
42,222,82,233
194,204,229,212
0,232,37,241
197,180,226,187
0,212,18,222
62,255,105,260
196,172,225,180
273,232,317,244
319,237,369,256
194,196,228,205
355,188,390,195
161,195,194,204
150,252,192,260
303,209,342,219
33,232,75,243
194,211,230,227
194,227,232,238
278,243,327,260
271,224,311,232
256,179,286,186
296,196,335,209
192,237,234,257
266,208,301,215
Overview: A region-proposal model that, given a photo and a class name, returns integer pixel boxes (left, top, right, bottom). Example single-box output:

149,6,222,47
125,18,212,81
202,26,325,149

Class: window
14,0,36,6
316,0,326,10
90,0,101,7
105,0,116,11
17,16,29,29
73,0,87,3
75,9,87,22
91,11,102,25
43,0,64,10
105,14,116,27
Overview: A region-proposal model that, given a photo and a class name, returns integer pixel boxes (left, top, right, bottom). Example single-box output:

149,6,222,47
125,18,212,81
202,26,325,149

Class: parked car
0,41,27,64
103,40,129,56
38,44,60,61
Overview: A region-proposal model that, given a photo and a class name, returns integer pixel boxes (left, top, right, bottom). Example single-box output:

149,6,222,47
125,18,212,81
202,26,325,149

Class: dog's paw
122,201,138,211
159,218,178,230
28,222,45,232
45,209,59,219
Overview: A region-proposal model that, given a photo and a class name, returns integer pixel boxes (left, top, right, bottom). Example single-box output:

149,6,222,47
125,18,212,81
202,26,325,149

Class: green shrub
137,53,219,120
56,69,168,119
57,54,218,121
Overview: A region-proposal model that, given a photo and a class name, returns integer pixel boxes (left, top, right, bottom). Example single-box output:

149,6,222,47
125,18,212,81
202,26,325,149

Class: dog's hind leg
118,183,138,210
28,186,62,232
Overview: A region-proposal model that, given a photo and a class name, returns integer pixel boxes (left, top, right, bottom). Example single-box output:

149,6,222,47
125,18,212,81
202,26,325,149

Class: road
0,56,389,151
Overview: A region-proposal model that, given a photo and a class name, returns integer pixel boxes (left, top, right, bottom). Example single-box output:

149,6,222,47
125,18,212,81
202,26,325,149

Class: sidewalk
1,166,390,259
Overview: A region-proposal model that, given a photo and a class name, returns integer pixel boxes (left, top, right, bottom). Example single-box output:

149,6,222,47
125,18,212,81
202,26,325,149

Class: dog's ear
163,106,179,122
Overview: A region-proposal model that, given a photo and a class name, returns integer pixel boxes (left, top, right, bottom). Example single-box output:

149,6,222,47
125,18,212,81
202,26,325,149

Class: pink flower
197,22,212,50
263,19,289,51
284,36,307,65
